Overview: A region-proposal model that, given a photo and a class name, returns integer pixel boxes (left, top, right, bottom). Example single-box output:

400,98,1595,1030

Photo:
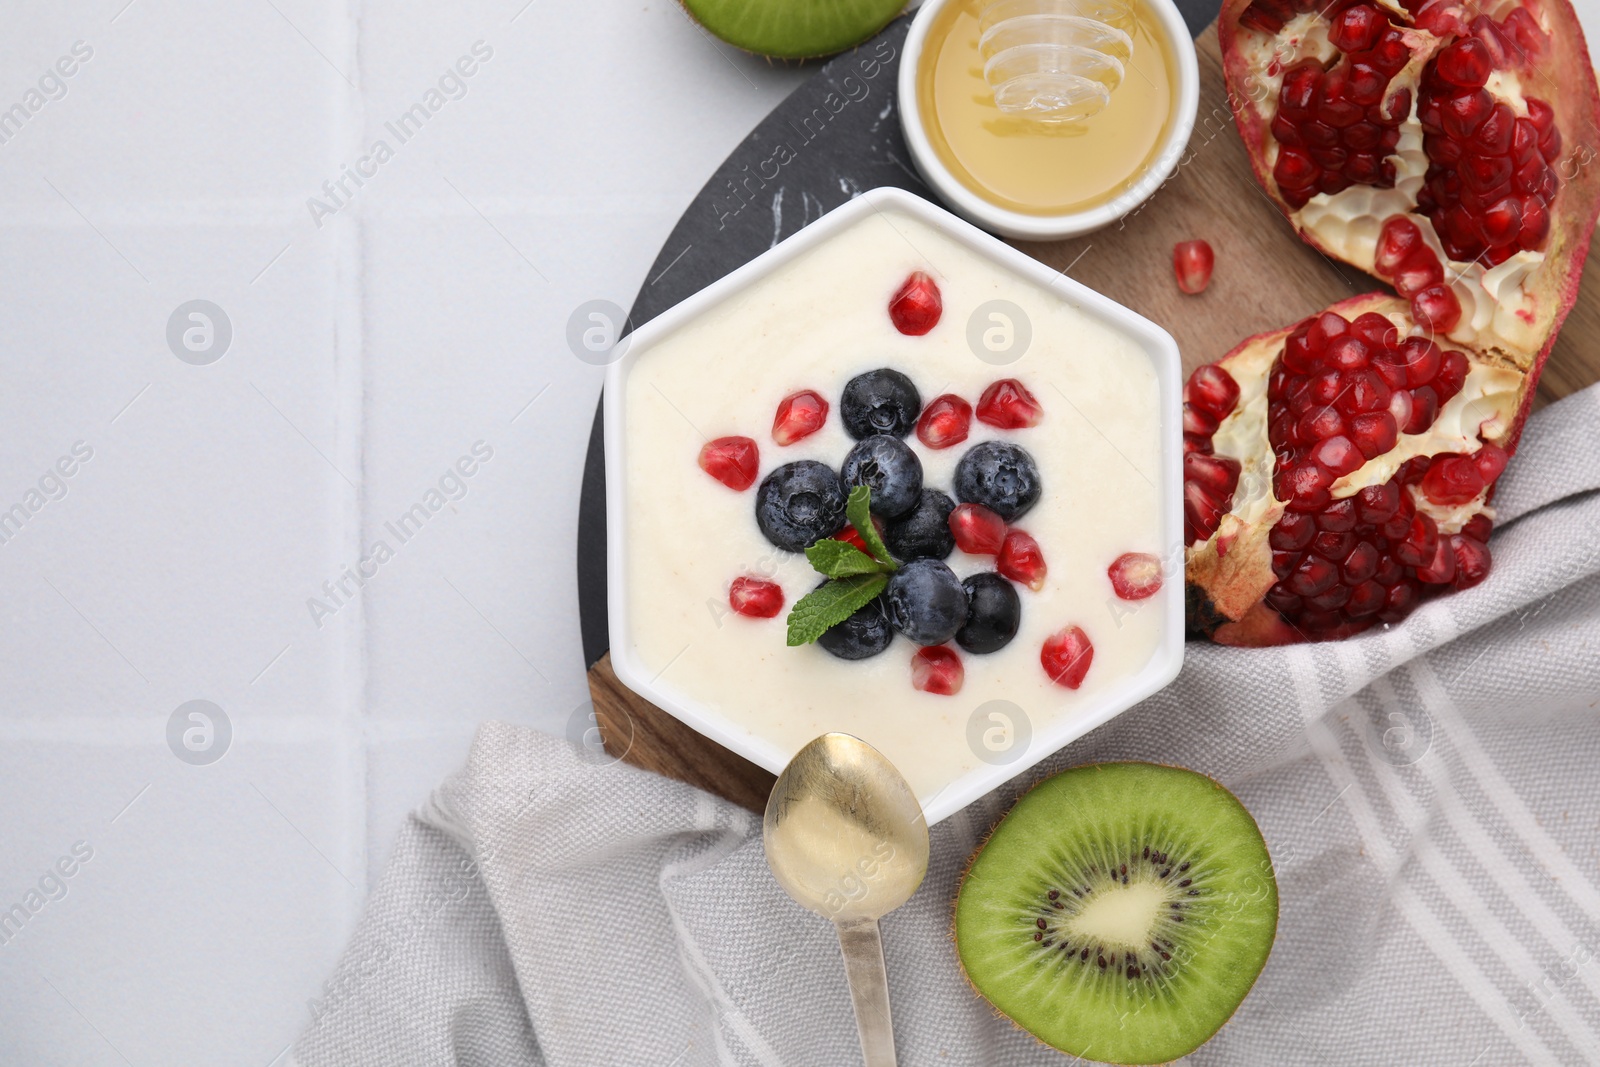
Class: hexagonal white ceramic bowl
605,187,1183,825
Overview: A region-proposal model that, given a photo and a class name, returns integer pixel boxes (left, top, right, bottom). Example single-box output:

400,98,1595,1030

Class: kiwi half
679,0,907,60
955,763,1278,1065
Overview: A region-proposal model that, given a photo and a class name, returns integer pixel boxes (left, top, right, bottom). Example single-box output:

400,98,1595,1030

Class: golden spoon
763,733,930,1066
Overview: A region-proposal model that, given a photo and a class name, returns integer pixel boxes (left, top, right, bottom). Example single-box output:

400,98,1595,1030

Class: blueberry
884,559,969,646
756,460,847,552
883,489,956,561
841,369,921,439
841,435,923,519
953,441,1042,521
956,572,1021,654
817,591,894,660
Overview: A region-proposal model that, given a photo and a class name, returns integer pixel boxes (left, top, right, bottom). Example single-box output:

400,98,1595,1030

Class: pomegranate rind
1219,0,1600,430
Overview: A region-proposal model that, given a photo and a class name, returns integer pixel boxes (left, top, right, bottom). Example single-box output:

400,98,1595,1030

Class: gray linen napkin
291,385,1600,1067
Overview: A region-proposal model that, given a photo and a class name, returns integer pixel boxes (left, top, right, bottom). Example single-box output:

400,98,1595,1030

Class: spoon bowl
764,733,930,1065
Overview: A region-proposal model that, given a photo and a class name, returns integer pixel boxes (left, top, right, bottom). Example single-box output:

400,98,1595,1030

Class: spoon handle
835,917,897,1066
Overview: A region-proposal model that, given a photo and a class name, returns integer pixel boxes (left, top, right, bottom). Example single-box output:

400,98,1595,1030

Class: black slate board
577,3,1219,670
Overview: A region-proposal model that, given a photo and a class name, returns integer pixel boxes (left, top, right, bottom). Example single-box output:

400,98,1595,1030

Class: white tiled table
0,3,801,1062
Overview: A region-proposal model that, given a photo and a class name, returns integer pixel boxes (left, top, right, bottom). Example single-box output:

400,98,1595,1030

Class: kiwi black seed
678,0,908,60
954,763,1278,1066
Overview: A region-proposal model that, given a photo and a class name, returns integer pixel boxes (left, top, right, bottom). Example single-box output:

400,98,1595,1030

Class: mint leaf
845,485,897,569
806,538,889,578
785,573,890,646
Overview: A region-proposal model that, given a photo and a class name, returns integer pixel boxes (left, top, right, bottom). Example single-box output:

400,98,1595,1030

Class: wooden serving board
576,18,1600,815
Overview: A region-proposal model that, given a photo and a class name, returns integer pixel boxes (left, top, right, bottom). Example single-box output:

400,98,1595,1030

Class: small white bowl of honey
899,0,1200,240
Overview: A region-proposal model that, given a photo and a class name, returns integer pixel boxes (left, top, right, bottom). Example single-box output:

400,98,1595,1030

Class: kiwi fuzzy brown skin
953,762,1280,1066
676,0,908,62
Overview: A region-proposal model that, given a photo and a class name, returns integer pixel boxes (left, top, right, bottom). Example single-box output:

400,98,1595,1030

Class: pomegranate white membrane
617,206,1172,803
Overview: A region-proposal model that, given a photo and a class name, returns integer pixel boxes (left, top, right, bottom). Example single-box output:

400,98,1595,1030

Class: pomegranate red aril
1462,513,1494,542
1270,511,1315,550
976,379,1043,429
1287,555,1339,596
1108,552,1163,600
1330,3,1386,51
1381,581,1421,622
1342,541,1380,583
949,503,1008,556
771,389,829,445
916,393,972,450
888,270,942,335
1436,349,1469,401
1041,626,1094,689
1435,37,1492,87
728,576,784,618
1451,534,1492,589
1313,435,1363,476
1354,482,1401,523
1404,387,1440,433
1474,442,1508,481
1376,217,1423,274
1415,534,1458,584
1411,287,1463,334
698,436,760,491
998,530,1048,591
1185,363,1241,415
911,646,963,695
1422,452,1486,504
1396,512,1440,567
1392,253,1443,298
1185,452,1241,497
1174,239,1215,294
1346,579,1387,616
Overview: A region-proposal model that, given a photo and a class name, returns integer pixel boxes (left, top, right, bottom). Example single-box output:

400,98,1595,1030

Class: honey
915,0,1178,216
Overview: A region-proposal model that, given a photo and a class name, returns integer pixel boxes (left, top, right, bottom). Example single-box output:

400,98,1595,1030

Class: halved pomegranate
1197,0,1600,645
1184,293,1524,645
1222,0,1600,412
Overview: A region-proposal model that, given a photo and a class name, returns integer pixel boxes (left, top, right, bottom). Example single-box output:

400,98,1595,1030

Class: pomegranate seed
888,270,942,335
728,576,784,618
976,379,1043,429
1184,405,1221,437
916,394,972,450
1185,452,1242,498
1462,513,1494,542
1380,581,1420,622
1329,4,1386,52
1436,350,1469,401
1405,387,1440,433
998,530,1048,591
1354,482,1401,524
1270,511,1315,550
1392,252,1443,298
1342,541,1380,583
1313,435,1363,477
1422,453,1485,505
1396,512,1440,567
1435,38,1491,88
1375,217,1423,274
949,503,1007,555
1041,626,1094,689
1411,286,1462,334
1415,534,1458,584
1173,240,1215,294
1346,580,1386,616
1184,364,1241,417
835,525,868,553
1287,555,1339,596
771,389,829,446
911,646,963,695
1451,535,1492,589
698,436,759,491
1108,552,1163,600
1474,442,1508,482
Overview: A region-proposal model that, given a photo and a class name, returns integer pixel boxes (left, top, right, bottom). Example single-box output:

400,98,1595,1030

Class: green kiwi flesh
678,0,907,60
955,763,1278,1065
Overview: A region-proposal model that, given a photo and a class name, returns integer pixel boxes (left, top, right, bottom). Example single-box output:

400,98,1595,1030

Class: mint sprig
805,538,889,578
785,486,899,646
785,573,890,646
